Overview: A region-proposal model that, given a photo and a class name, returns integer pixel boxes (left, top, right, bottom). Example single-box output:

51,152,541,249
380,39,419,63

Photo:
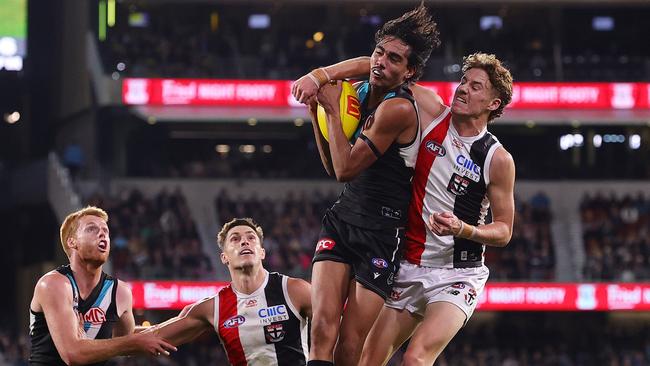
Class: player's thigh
311,260,351,317
339,281,385,340
404,301,465,363
359,306,421,366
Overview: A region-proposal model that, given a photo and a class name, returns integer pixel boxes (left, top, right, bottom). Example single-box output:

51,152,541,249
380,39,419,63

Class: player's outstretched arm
145,297,214,346
34,273,176,366
292,56,371,104
317,81,417,181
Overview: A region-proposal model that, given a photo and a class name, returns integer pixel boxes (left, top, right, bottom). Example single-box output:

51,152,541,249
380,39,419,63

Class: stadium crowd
100,3,650,81
581,192,650,282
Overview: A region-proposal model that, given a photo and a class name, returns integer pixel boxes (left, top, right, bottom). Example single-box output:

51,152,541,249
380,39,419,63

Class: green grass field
0,0,27,37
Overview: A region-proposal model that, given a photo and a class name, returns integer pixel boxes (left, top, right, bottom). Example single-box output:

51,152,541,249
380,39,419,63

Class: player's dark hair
374,3,441,83
217,217,264,250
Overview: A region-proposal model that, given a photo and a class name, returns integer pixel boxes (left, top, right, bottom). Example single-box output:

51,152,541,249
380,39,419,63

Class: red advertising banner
129,281,650,311
123,78,650,110
130,281,228,310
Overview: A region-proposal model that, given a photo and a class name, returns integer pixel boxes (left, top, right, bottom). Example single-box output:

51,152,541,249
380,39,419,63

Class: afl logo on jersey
425,141,446,157
223,315,246,328
84,308,106,325
372,258,388,269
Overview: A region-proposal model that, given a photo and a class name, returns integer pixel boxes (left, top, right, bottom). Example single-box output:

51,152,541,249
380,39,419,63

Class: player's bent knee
310,317,339,344
401,342,445,366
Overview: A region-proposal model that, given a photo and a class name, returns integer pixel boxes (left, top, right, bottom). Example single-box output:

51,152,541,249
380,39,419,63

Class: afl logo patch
425,141,446,156
223,315,245,328
372,258,388,269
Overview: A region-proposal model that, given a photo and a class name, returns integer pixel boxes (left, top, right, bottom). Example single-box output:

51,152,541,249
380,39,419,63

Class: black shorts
313,209,404,299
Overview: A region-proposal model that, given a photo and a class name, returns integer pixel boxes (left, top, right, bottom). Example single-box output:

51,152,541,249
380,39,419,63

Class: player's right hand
292,73,319,105
133,331,177,357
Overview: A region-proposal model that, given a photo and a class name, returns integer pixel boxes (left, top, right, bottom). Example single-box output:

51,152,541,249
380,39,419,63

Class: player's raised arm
292,56,370,104
317,81,417,182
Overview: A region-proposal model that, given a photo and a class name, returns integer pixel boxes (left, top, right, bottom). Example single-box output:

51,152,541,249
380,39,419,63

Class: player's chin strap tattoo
454,220,477,240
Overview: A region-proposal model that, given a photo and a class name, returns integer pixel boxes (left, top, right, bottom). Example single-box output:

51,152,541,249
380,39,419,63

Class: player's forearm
63,335,140,365
323,57,371,81
146,316,206,346
308,104,335,176
325,113,355,182
459,221,512,247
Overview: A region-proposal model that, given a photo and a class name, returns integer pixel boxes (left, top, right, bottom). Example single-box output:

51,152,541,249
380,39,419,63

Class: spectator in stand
581,192,650,281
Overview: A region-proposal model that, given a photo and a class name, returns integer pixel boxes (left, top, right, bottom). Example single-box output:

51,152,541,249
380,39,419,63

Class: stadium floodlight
592,16,614,31
629,134,641,150
480,16,502,31
249,14,270,29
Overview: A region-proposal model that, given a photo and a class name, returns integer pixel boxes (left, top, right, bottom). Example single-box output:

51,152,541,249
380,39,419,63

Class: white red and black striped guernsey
405,107,502,268
214,271,308,366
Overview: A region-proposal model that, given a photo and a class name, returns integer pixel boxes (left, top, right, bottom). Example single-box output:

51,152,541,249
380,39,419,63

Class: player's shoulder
375,97,417,125
489,145,515,181
35,270,69,292
286,277,311,292
492,145,514,166
115,279,133,301
33,270,72,307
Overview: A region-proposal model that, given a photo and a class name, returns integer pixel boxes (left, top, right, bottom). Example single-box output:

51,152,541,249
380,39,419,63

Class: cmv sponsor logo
425,141,446,156
316,238,336,252
223,315,246,328
455,155,481,175
258,305,290,325
372,258,388,269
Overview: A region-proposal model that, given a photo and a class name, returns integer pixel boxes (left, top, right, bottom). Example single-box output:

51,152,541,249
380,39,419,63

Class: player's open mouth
371,68,383,78
239,249,254,255
98,240,108,251
455,96,467,104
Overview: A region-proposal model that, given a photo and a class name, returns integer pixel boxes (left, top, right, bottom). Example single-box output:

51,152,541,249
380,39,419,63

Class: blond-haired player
29,206,176,365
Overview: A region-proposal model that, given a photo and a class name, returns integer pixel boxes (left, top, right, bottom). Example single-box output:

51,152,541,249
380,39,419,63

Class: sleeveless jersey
29,265,119,366
214,271,308,366
331,81,420,230
405,108,502,268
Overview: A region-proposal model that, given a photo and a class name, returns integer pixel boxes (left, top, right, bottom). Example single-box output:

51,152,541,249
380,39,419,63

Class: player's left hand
428,212,461,237
316,81,343,115
292,73,320,105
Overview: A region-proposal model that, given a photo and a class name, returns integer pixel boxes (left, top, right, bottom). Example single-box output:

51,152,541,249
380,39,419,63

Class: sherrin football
316,81,362,142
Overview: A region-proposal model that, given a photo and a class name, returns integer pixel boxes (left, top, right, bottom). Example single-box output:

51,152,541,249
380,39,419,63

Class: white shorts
385,261,489,323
